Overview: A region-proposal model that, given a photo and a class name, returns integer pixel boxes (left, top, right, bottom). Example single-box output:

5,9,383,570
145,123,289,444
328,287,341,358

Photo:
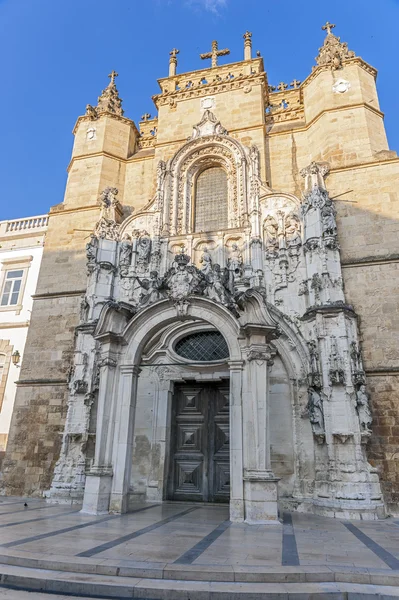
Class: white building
0,215,48,452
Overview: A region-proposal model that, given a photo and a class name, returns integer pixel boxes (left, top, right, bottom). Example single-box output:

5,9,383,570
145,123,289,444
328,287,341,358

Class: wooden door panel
169,382,230,503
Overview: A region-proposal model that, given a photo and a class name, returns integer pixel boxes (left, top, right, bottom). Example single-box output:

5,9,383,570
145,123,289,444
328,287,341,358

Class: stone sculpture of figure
307,340,319,375
86,235,98,269
137,233,152,267
156,160,167,190
306,388,325,436
263,216,278,251
285,214,302,247
356,385,372,432
99,187,119,221
137,271,165,306
321,200,337,236
249,144,260,176
86,104,98,119
228,243,243,277
350,341,362,372
119,234,132,267
199,247,212,275
205,264,231,306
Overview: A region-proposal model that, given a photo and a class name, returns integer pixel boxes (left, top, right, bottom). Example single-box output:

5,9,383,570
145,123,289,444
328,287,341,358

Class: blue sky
0,0,398,220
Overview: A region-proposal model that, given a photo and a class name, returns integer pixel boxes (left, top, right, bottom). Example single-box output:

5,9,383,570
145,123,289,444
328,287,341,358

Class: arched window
175,331,229,362
194,167,228,232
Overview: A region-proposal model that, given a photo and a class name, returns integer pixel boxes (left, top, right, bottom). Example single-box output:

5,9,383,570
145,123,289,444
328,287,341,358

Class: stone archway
80,291,315,524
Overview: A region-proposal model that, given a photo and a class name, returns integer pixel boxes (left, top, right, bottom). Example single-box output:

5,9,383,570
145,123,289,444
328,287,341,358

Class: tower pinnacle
315,23,355,70
86,71,124,118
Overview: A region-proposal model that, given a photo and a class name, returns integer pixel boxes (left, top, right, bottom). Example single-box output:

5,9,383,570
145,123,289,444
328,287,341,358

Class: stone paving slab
0,499,398,596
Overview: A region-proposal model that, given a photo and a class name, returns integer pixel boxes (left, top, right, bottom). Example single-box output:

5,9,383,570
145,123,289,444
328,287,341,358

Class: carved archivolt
167,135,248,235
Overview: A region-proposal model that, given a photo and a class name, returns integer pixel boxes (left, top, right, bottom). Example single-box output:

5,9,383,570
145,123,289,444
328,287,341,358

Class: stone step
1,563,399,599
1,550,399,587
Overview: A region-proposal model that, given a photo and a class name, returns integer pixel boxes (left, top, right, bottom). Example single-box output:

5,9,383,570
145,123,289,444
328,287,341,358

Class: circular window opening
175,331,229,362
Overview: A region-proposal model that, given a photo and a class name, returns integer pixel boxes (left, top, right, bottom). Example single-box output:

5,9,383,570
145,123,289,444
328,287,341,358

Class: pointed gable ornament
191,110,228,139
86,71,124,119
315,22,355,71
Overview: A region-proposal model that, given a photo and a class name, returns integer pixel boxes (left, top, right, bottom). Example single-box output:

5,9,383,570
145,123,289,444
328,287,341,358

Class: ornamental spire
97,71,124,115
86,71,124,118
315,22,355,70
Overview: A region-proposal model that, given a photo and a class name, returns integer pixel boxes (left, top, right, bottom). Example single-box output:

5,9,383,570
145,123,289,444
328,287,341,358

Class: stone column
109,365,141,513
228,360,244,522
242,325,280,524
81,346,118,515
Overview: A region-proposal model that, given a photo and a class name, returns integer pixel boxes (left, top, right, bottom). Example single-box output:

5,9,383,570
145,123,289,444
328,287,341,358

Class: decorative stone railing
1,215,49,235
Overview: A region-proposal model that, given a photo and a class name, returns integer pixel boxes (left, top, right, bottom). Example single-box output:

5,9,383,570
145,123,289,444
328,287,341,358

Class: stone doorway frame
81,293,310,523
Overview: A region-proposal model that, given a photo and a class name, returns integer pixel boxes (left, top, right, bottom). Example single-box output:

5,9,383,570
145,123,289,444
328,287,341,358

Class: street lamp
11,350,20,367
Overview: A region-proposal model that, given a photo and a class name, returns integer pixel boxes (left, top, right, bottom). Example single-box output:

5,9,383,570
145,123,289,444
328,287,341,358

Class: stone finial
277,82,288,92
243,31,252,61
200,40,230,68
300,161,330,192
322,21,336,36
290,79,301,89
96,71,124,116
315,23,355,70
169,48,179,77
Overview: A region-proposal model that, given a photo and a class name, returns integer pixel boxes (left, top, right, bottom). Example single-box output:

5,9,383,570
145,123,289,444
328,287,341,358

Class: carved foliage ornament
315,28,355,71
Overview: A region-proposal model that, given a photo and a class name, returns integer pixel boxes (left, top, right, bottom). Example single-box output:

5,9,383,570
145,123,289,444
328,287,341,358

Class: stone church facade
1,24,398,521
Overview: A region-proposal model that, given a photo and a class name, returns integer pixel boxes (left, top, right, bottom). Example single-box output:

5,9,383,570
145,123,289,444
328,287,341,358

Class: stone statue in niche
356,384,372,432
228,243,243,277
306,388,325,437
263,216,279,252
135,231,152,272
156,160,167,190
285,214,302,247
350,341,366,385
119,234,132,275
329,337,345,385
249,144,260,176
307,339,322,389
227,243,243,292
137,271,166,306
311,273,323,304
321,199,337,236
86,235,98,272
199,247,212,275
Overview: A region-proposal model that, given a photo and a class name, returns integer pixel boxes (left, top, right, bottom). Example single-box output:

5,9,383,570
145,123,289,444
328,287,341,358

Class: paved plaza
0,497,398,598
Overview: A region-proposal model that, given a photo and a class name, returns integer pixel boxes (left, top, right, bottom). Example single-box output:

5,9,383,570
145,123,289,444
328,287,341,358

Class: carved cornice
153,64,268,108
72,112,138,136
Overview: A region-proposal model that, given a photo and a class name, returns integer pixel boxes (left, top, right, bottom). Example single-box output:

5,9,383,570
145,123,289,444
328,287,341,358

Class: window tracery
194,166,228,232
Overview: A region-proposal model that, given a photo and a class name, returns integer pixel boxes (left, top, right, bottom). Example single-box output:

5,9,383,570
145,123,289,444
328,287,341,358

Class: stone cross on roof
170,48,180,58
277,82,288,92
200,40,230,68
108,70,118,84
322,21,336,36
